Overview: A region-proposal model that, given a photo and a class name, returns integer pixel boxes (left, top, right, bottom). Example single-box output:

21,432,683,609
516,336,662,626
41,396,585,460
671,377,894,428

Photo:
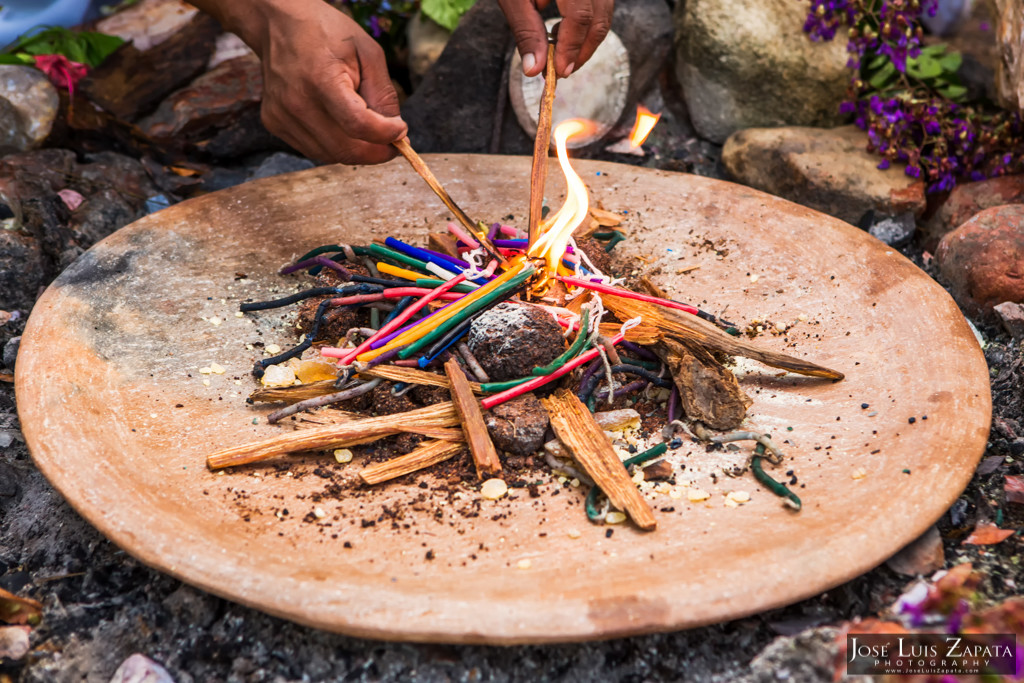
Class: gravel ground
1,80,1022,683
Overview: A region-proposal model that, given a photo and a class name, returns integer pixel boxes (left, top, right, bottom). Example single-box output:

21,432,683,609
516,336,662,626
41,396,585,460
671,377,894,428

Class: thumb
498,0,548,77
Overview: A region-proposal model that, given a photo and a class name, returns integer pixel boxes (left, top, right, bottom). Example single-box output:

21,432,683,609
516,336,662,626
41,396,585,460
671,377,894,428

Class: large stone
675,0,849,143
96,0,200,52
0,66,60,152
721,125,926,224
406,12,451,89
995,0,1024,113
81,10,220,121
137,54,281,160
403,0,672,154
935,204,1024,316
923,175,1024,247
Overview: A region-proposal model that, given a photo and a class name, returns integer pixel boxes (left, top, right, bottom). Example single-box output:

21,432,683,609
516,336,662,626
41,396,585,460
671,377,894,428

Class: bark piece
602,293,844,380
445,358,502,478
206,402,458,469
541,389,656,530
359,439,465,485
663,338,751,430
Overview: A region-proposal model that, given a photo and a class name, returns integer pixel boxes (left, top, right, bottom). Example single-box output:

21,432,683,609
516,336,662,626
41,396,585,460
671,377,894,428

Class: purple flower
877,159,891,170
368,15,382,37
839,101,857,114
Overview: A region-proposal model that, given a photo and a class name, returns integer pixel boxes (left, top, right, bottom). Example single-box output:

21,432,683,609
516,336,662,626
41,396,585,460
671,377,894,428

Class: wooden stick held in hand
528,42,558,248
392,137,505,265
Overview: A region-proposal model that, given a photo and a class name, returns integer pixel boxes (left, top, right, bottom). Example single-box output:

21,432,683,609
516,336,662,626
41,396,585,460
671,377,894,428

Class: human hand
497,0,613,78
195,0,407,165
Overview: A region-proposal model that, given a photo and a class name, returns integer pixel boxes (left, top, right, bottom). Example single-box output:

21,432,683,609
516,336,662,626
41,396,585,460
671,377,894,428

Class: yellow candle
377,262,425,282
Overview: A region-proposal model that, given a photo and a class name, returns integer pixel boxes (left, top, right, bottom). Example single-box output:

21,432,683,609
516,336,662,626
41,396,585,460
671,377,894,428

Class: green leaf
0,53,34,65
866,54,888,70
939,84,968,100
920,43,947,56
420,0,477,32
939,52,962,73
907,56,943,80
4,27,123,67
868,61,897,89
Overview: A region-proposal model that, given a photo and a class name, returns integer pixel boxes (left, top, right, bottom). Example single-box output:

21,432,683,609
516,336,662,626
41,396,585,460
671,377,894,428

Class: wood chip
359,439,465,485
597,321,661,345
602,294,844,380
248,379,338,404
541,389,656,530
589,207,623,227
206,402,459,469
445,358,502,479
428,231,462,260
359,364,483,394
663,338,751,430
528,42,557,246
0,373,12,383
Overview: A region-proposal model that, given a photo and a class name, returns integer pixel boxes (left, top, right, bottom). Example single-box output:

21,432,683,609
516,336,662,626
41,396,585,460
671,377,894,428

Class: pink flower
33,54,89,99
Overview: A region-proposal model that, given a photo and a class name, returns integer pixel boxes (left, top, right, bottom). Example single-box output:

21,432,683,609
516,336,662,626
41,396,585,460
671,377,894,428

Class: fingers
498,0,549,77
553,0,613,77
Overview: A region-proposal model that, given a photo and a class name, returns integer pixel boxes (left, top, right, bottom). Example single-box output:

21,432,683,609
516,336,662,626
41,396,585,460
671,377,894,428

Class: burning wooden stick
206,402,459,469
392,137,505,265
359,439,466,485
601,294,845,380
541,389,657,531
445,358,502,479
528,42,558,247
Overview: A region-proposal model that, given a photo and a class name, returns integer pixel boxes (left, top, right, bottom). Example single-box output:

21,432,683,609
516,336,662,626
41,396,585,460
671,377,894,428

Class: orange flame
527,119,596,280
628,106,661,148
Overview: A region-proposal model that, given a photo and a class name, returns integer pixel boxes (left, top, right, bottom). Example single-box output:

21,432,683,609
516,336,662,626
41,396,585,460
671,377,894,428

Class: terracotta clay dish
16,155,990,644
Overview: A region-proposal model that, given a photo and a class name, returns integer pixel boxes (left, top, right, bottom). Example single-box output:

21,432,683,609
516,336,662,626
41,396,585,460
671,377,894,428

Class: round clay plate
17,156,990,644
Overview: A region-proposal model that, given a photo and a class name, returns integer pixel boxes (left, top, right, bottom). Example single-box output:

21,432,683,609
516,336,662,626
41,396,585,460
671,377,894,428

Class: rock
96,0,200,53
0,232,47,313
0,66,60,152
108,653,176,683
923,175,1024,247
137,54,281,160
3,336,20,370
885,525,945,576
0,625,30,661
248,152,314,180
467,302,566,381
403,0,672,154
484,394,549,455
995,0,1024,113
722,126,927,224
406,12,451,88
994,301,1024,339
161,585,218,629
864,211,917,247
746,626,840,683
674,0,849,144
81,11,221,121
935,204,1024,316
208,32,255,70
